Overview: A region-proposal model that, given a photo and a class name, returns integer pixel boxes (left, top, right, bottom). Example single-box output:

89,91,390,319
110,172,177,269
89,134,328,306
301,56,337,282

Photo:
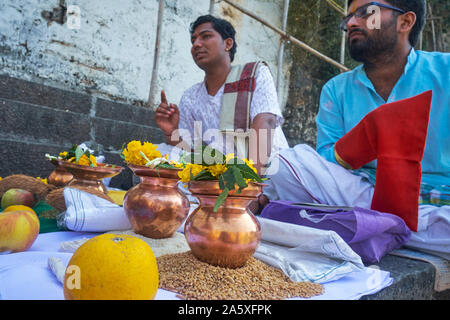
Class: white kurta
176,64,289,157
264,144,450,260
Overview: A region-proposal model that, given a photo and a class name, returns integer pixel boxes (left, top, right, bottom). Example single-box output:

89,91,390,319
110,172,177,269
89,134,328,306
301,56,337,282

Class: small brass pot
185,180,263,268
124,164,190,239
58,160,123,195
47,159,74,187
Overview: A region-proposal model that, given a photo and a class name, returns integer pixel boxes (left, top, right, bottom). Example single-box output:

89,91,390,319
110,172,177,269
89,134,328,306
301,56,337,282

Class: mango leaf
157,163,176,169
179,152,187,165
189,144,226,166
214,187,229,212
234,164,262,182
203,145,226,165
192,169,215,181
231,166,247,189
218,174,226,190
119,142,127,160
221,168,237,191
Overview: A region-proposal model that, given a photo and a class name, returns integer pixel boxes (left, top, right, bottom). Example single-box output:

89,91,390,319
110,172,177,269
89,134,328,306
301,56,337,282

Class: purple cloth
260,201,411,264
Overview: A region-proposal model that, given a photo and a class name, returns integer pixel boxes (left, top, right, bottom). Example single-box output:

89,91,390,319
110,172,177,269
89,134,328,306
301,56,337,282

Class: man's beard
348,19,398,63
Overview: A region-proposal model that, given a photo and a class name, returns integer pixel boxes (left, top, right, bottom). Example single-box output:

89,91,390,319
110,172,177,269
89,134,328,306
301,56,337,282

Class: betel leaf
214,187,229,212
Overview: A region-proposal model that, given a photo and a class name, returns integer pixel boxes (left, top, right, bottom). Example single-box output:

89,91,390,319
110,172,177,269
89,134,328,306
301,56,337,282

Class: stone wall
0,74,164,189
0,0,288,108
0,0,289,187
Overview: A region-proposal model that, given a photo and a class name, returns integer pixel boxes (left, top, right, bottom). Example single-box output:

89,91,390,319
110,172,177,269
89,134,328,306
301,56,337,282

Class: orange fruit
3,205,36,215
64,233,159,300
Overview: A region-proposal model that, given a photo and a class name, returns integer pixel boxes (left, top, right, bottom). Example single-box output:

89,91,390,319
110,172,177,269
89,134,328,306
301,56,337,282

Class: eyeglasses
339,1,406,32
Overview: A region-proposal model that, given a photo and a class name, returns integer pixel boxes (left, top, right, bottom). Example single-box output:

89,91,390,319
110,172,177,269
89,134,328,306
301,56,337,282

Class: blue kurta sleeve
315,80,345,164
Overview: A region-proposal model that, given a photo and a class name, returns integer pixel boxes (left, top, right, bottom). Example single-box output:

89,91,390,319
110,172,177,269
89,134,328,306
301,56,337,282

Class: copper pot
48,159,74,187
123,164,190,239
58,160,123,194
185,180,264,268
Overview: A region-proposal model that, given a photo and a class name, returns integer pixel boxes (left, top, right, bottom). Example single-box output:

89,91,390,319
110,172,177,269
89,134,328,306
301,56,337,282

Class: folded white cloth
0,232,392,300
60,188,132,232
254,217,365,284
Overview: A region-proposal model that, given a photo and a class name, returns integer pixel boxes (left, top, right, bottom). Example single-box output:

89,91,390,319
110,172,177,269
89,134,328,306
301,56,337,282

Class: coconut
0,174,56,201
45,186,115,212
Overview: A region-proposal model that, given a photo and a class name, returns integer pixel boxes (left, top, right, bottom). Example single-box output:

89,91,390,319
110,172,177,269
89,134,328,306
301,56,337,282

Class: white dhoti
264,144,450,260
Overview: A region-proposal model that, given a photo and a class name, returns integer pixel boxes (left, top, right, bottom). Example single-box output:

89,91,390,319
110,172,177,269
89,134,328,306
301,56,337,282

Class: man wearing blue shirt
261,0,449,259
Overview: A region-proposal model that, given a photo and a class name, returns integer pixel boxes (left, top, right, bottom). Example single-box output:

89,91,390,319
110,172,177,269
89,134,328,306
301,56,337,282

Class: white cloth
0,231,392,300
264,144,450,260
61,188,132,232
254,217,365,284
177,64,289,156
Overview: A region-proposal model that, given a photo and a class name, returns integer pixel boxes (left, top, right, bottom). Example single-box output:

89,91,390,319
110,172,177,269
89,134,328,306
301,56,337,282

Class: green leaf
203,145,226,164
179,152,187,165
188,144,227,166
235,163,263,182
221,168,236,191
157,163,176,169
75,146,85,162
214,187,229,212
218,174,226,190
231,166,247,189
192,169,214,181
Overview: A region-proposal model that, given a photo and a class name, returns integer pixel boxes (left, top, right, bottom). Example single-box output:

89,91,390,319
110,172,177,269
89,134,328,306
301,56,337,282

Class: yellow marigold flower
89,154,97,166
169,160,184,168
0,177,2,181
122,140,162,166
178,163,205,183
36,177,48,184
207,164,228,177
142,142,162,160
59,151,68,158
243,158,257,174
122,140,145,165
122,141,143,165
77,154,97,167
225,153,235,164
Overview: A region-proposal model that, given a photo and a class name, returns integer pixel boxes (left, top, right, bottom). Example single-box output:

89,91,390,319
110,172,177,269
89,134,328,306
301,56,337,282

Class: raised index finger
161,90,168,105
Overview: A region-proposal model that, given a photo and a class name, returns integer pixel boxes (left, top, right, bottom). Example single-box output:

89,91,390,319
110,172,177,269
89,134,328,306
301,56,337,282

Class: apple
0,210,40,253
1,188,36,209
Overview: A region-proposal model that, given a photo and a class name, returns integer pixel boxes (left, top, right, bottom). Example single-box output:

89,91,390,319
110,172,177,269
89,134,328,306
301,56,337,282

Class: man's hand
154,90,180,138
249,113,276,175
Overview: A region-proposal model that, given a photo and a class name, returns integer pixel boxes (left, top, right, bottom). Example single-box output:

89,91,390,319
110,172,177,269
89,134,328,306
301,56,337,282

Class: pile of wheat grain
157,251,324,300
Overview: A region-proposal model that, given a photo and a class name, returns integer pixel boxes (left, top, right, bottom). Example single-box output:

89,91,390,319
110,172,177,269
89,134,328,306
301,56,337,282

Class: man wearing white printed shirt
155,15,288,174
